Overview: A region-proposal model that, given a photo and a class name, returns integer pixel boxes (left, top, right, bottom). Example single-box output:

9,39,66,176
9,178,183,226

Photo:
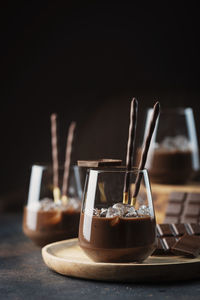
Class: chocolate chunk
165,203,183,217
180,193,200,223
164,192,200,224
168,192,186,203
187,223,200,235
181,216,199,224
171,234,200,257
164,216,181,224
153,237,178,256
156,224,173,237
77,159,122,167
171,223,188,236
152,238,165,255
164,192,186,223
162,237,178,252
186,193,200,204
183,204,200,218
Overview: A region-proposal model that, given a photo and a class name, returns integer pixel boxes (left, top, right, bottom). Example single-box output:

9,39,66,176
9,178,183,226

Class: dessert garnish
123,98,138,205
50,114,60,203
122,99,160,206
50,113,76,204
62,122,76,204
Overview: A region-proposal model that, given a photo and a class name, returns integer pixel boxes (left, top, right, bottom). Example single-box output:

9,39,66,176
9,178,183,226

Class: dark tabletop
1,214,200,300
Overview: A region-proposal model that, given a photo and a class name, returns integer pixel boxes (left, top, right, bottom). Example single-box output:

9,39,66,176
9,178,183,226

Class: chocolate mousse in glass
138,108,199,184
23,165,82,247
78,168,156,263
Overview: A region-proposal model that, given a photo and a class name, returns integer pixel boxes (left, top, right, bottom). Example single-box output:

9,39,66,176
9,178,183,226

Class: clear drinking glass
78,168,156,263
138,108,199,184
23,164,83,247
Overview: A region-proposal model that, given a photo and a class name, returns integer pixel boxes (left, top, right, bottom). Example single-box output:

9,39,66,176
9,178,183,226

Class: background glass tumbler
138,108,199,184
23,164,83,247
78,168,156,263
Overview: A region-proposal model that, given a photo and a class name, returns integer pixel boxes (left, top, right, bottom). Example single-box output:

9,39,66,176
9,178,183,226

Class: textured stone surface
1,213,200,300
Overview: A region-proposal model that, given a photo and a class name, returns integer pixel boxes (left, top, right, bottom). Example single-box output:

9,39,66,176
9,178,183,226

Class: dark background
1,2,200,211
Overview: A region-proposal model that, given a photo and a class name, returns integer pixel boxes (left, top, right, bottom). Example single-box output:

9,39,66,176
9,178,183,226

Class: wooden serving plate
42,238,200,282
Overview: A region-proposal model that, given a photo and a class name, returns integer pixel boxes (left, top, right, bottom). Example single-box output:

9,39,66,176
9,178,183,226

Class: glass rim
86,167,148,174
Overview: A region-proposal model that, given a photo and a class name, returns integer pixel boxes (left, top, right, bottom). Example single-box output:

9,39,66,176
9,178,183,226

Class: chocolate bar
164,192,200,223
77,159,122,168
153,223,200,256
171,234,200,257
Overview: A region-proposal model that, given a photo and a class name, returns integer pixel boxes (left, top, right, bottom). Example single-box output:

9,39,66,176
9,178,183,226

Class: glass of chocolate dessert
138,108,199,184
78,168,156,263
23,164,82,247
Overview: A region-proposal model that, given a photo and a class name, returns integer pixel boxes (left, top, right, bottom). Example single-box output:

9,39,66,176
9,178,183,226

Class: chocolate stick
62,122,76,203
123,98,138,204
50,114,60,203
131,101,160,206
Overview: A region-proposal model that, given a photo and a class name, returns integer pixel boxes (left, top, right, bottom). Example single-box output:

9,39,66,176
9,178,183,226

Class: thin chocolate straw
123,98,138,204
131,101,160,206
50,113,60,202
62,121,76,203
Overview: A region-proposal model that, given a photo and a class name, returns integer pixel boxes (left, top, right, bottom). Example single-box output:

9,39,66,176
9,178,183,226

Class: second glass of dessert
138,108,199,184
79,168,156,263
23,165,82,247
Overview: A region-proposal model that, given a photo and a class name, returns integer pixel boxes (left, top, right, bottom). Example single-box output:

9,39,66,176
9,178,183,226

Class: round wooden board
42,238,200,283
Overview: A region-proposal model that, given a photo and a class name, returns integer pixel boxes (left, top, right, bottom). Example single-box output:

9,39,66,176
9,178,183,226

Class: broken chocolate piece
171,234,200,257
77,159,122,168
